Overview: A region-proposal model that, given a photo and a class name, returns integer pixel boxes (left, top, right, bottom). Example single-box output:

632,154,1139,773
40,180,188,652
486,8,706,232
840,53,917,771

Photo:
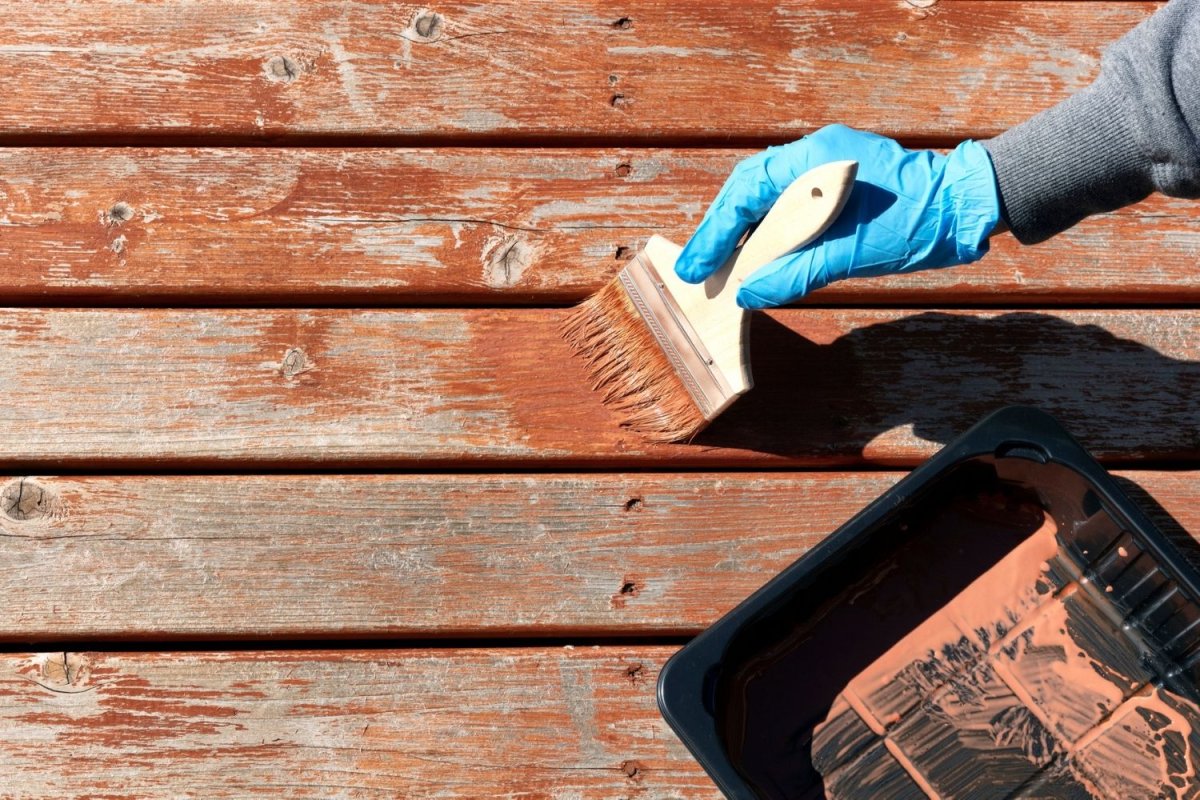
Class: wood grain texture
0,2,1152,142
0,471,1194,642
0,472,891,640
2,148,1196,305
0,3,1183,795
0,647,719,798
0,308,1196,468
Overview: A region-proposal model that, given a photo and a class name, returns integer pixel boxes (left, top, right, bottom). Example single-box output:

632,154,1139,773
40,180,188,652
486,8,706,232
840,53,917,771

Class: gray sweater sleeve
982,0,1200,244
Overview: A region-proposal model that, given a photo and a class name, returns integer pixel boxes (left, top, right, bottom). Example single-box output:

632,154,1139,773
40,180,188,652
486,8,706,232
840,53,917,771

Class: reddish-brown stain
0,307,1193,469
0,2,1152,142
0,3,1189,797
0,149,1193,304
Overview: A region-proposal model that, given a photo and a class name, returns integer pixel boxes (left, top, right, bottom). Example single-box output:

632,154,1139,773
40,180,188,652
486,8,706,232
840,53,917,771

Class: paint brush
562,160,858,442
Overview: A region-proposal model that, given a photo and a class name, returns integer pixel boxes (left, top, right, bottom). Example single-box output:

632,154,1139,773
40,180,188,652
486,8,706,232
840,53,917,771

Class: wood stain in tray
659,408,1200,799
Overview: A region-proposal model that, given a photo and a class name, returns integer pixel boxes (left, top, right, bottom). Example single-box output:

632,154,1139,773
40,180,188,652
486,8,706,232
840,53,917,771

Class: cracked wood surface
0,308,1196,468
1,147,1196,305
0,471,1194,641
0,2,1152,143
0,647,719,798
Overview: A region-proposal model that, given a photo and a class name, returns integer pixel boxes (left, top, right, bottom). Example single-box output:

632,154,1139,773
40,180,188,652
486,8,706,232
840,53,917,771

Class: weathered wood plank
1,148,1195,305
0,308,1196,468
0,471,1193,641
0,647,718,798
0,2,1152,142
0,473,888,640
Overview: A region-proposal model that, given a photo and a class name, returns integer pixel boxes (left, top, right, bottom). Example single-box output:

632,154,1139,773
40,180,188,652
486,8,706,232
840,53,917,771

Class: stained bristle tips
561,278,707,443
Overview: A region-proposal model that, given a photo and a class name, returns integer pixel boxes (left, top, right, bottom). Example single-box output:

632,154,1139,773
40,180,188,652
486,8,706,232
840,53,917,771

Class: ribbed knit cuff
982,76,1155,245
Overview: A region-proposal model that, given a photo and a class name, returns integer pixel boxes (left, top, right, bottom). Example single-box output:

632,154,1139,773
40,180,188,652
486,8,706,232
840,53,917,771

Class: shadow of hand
696,311,1200,462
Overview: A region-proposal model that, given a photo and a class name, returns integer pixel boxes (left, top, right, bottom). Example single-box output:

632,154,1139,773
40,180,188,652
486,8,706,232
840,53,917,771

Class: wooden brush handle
705,159,858,299
630,159,860,424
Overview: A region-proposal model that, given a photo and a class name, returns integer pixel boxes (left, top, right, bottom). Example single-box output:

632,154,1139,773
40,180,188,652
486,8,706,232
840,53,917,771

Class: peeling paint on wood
0,472,894,639
0,647,718,798
0,470,1191,641
0,2,1151,142
0,308,1195,468
0,2,1185,796
0,148,1194,304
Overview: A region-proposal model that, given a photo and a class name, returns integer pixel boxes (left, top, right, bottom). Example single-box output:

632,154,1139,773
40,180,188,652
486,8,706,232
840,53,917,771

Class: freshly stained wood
2,148,1196,305
0,471,1194,642
0,647,720,798
0,2,1151,142
0,308,1196,468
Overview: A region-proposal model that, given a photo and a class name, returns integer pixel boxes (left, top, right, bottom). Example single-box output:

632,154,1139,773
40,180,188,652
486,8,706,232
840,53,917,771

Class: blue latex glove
674,124,1003,309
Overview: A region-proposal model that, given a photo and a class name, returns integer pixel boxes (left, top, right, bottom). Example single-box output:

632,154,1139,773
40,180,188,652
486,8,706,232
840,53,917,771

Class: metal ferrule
618,252,734,419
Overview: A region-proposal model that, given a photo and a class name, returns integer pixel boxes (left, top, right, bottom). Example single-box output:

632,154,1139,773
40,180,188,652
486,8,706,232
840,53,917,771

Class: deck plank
0,647,720,798
1,147,1195,305
0,471,1193,641
0,472,886,640
0,308,1196,468
0,2,1186,795
0,1,1152,142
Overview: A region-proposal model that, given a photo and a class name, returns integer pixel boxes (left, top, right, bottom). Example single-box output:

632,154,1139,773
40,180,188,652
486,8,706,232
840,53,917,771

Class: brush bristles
562,278,708,443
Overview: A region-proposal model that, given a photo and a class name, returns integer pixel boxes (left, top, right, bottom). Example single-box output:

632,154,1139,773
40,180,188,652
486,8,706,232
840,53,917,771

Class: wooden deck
0,1,1193,796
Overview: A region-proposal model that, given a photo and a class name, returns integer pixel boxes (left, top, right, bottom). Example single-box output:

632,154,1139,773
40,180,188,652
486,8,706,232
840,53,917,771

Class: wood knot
623,496,643,512
482,234,533,288
102,201,134,227
614,162,632,177
611,17,633,29
625,663,645,684
2,478,58,522
280,347,312,379
621,760,644,781
264,55,301,83
614,245,633,261
36,652,92,693
409,9,444,41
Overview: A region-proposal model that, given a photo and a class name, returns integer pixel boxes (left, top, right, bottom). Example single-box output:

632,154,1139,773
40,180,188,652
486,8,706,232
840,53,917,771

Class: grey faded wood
0,647,719,798
0,472,889,639
0,2,1151,142
2,148,1194,305
0,471,1195,641
0,308,1197,468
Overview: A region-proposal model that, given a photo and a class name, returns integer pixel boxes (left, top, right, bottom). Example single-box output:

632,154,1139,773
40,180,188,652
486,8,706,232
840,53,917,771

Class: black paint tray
659,406,1200,799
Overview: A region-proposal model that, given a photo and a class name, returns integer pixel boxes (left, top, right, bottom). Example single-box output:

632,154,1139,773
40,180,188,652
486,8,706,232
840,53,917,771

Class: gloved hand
674,124,1003,309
